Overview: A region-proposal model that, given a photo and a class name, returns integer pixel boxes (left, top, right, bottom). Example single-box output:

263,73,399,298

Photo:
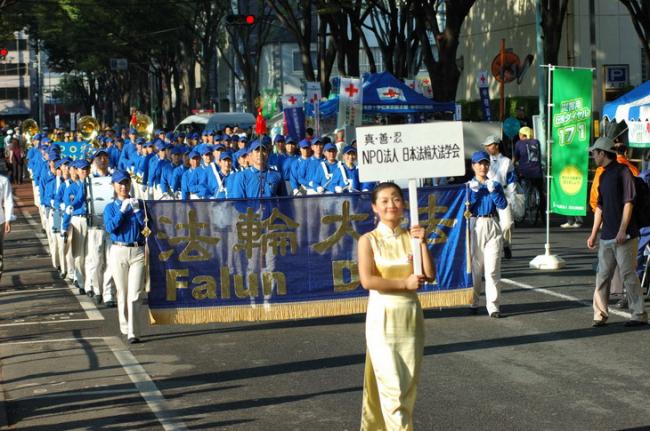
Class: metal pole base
529,243,566,270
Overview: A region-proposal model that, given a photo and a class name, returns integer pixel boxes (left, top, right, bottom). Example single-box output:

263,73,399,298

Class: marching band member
214,151,236,199
104,170,146,344
181,150,210,200
329,146,374,193
150,140,170,200
63,159,91,294
44,154,62,271
136,141,155,200
303,137,325,194
54,158,73,280
85,150,116,307
290,139,312,196
229,140,286,199
468,150,508,318
483,135,517,259
160,146,185,199
314,143,340,193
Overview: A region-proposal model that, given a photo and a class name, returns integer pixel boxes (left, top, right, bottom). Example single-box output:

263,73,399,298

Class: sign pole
408,179,423,276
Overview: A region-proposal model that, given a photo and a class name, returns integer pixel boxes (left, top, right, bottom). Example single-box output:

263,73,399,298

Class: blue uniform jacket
181,167,210,200
103,199,145,244
468,179,508,216
229,166,286,199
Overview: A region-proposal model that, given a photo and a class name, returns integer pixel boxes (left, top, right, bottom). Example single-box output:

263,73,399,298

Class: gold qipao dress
361,222,424,431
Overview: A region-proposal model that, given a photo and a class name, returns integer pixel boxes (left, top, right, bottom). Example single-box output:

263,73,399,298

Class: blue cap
261,135,272,146
111,170,131,183
312,137,323,145
54,158,68,168
105,136,114,143
286,137,297,145
239,137,248,144
170,146,184,155
249,140,264,152
135,137,146,145
188,150,201,159
198,145,212,156
201,130,210,136
47,149,59,160
323,143,337,152
142,141,153,148
219,151,233,161
165,132,174,140
213,134,222,141
155,140,169,151
222,134,231,142
299,139,310,149
213,143,225,151
230,135,239,142
274,134,286,143
234,149,247,159
129,127,137,134
189,133,199,140
50,143,61,151
93,148,108,158
342,145,356,154
74,159,90,169
178,132,186,138
471,150,490,164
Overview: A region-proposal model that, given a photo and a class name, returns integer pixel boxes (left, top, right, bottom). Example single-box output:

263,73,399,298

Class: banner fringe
149,288,473,325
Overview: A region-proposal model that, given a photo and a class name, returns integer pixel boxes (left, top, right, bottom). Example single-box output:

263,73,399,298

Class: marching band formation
24,116,377,342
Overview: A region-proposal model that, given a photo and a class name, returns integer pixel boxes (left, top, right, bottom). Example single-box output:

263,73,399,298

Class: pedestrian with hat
104,170,146,343
468,150,508,317
63,159,91,294
160,146,186,199
290,139,312,196
214,151,236,199
229,140,286,198
54,158,73,280
587,137,648,327
329,146,374,193
181,150,210,200
314,143,340,193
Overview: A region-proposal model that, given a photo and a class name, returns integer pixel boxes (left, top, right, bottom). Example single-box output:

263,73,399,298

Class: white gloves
308,181,314,188
130,198,140,212
292,188,301,196
141,184,147,193
334,186,344,193
50,199,54,208
469,179,480,192
486,179,498,193
120,199,131,213
59,203,65,211
65,205,73,215
316,186,325,194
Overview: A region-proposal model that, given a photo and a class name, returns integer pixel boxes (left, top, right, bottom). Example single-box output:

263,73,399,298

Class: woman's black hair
371,182,404,204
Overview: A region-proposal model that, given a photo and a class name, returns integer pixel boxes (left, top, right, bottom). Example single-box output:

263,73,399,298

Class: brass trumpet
77,115,100,145
134,112,153,140
21,118,38,145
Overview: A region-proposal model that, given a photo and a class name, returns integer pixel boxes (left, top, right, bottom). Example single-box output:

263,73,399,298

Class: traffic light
0,48,7,60
225,14,255,26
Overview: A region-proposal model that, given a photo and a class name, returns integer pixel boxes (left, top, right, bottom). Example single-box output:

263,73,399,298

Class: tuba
21,118,39,145
77,115,100,145
134,112,154,140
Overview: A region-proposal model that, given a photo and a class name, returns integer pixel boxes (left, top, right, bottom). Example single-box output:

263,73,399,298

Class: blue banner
146,185,473,324
56,141,92,160
479,87,492,121
283,107,305,142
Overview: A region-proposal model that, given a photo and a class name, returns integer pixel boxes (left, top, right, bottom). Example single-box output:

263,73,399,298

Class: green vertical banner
550,68,592,216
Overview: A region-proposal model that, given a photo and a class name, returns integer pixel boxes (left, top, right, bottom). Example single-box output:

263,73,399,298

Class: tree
413,0,477,102
539,0,570,65
619,0,650,65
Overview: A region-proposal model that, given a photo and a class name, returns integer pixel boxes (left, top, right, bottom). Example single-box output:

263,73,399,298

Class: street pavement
1,184,650,431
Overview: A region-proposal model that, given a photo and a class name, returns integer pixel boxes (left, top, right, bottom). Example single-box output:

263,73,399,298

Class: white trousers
85,228,115,301
471,217,503,314
70,216,87,288
45,208,59,269
109,245,145,338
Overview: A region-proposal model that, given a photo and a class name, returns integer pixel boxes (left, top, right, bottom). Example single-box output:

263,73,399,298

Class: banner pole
530,64,565,270
408,178,423,276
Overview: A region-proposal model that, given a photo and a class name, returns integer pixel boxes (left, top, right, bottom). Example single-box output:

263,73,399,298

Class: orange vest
589,155,640,212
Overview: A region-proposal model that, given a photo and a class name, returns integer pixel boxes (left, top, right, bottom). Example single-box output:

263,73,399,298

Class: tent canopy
602,80,650,122
306,72,455,118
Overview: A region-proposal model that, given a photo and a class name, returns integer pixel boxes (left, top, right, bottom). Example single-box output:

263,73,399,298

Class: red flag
255,108,267,136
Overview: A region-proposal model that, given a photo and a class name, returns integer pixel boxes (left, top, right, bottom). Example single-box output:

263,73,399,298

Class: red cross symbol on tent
383,88,400,98
422,78,430,85
480,74,487,84
344,83,359,97
287,96,297,105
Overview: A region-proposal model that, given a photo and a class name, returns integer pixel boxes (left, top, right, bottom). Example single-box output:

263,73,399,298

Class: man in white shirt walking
0,172,14,281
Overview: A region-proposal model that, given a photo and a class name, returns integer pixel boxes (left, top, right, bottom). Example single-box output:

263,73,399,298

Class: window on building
0,87,29,100
359,48,384,74
0,63,27,75
1,39,28,51
292,50,317,73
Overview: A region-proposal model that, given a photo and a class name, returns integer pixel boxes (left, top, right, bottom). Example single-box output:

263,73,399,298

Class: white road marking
501,278,632,319
14,206,104,322
1,336,188,431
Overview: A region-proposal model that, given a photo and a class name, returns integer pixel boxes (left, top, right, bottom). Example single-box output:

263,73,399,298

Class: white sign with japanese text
356,122,465,182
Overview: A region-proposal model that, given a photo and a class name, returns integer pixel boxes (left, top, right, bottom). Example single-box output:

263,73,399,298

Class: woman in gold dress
358,182,436,430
